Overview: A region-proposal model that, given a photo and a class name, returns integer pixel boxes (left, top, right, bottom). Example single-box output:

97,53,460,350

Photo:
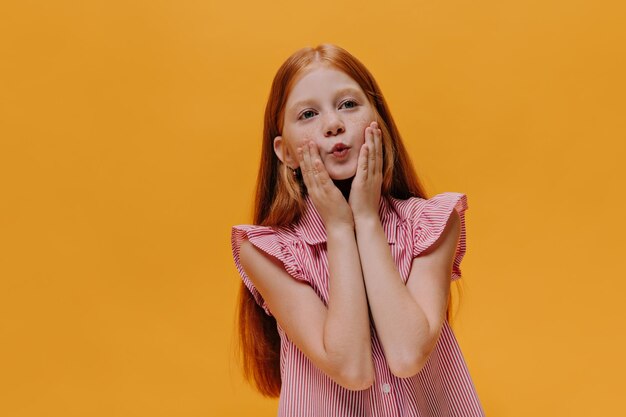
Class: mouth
330,143,350,153
330,143,350,159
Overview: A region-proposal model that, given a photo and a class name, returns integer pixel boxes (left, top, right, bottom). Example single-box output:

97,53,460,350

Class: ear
273,136,298,168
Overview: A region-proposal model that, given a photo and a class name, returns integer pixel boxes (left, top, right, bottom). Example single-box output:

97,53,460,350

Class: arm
324,222,374,387
239,230,374,390
324,223,374,387
348,121,461,378
298,140,374,387
238,140,375,390
354,209,461,378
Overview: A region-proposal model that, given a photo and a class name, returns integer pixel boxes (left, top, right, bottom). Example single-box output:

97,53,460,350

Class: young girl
231,43,485,417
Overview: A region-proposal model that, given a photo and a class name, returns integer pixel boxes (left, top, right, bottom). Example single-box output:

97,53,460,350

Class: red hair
235,43,461,398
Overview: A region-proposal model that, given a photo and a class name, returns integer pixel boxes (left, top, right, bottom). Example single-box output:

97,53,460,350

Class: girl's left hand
348,121,383,223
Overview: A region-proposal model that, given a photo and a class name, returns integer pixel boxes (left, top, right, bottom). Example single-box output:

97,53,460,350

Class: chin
326,157,358,180
329,168,357,181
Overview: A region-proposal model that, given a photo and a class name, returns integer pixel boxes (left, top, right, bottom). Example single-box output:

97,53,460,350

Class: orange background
1,1,624,416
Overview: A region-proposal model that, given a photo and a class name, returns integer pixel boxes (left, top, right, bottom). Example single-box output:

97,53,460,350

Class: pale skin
239,66,461,389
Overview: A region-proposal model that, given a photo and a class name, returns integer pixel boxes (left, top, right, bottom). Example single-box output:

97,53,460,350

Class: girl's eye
301,110,316,120
298,100,358,120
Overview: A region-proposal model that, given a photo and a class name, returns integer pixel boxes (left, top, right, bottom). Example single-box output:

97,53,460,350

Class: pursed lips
330,143,350,153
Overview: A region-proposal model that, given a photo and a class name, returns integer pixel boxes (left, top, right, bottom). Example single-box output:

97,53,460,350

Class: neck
332,176,354,201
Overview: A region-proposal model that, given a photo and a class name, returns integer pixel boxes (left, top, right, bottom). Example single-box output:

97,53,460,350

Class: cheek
350,115,375,144
300,126,318,144
285,126,315,149
289,127,317,150
283,127,317,161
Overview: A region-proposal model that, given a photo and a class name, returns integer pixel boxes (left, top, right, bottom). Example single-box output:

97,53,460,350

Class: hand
348,121,383,223
297,141,354,229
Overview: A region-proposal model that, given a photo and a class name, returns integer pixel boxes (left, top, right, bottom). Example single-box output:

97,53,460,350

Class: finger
307,141,324,190
309,141,332,189
367,125,376,179
300,143,316,190
356,142,369,181
296,146,307,185
374,123,383,175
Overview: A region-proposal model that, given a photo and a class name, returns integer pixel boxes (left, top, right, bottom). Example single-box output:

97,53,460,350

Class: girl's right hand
297,141,354,229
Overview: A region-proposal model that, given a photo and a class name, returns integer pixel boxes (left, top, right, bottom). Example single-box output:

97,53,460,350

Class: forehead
286,66,365,107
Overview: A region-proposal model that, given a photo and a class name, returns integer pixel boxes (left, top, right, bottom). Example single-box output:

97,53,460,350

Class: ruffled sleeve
411,192,469,281
231,224,306,316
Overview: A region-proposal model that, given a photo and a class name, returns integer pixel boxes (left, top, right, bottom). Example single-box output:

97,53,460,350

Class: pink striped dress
231,192,485,417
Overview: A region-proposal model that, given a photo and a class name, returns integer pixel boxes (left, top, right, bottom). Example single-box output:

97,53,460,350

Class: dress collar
295,194,398,245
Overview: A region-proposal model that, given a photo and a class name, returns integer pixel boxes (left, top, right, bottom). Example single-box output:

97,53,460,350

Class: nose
323,112,345,137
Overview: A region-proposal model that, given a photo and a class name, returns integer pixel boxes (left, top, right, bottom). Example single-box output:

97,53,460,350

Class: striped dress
231,192,485,417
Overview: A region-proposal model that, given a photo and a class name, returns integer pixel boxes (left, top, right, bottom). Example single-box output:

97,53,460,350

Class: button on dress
231,192,486,417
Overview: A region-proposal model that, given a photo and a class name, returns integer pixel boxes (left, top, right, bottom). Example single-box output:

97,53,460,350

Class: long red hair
235,43,462,398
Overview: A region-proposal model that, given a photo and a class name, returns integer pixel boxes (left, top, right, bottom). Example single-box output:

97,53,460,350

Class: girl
231,43,485,417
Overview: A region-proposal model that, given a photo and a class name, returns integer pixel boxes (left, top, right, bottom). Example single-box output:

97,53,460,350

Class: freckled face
277,66,377,180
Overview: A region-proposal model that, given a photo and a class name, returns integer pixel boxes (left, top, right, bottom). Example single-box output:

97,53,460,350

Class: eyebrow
289,87,364,112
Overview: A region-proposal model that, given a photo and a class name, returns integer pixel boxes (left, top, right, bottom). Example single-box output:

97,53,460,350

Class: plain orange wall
1,1,624,416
